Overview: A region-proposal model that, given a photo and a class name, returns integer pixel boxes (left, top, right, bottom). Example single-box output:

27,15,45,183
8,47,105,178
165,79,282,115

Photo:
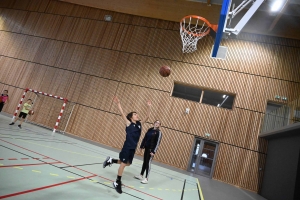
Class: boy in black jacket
134,120,162,184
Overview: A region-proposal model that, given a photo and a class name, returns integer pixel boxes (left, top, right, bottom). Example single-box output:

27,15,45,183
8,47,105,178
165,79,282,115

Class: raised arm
113,96,130,126
141,100,151,125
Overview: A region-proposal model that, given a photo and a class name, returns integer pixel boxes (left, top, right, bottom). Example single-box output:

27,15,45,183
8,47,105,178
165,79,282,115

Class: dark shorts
19,112,28,119
119,149,135,164
0,102,4,112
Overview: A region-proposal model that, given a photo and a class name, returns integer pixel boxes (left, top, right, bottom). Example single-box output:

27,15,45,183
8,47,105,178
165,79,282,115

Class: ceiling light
217,104,220,107
104,15,112,22
271,0,284,12
223,95,226,98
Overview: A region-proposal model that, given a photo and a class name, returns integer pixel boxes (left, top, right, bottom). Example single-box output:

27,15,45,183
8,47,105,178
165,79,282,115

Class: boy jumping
103,96,151,194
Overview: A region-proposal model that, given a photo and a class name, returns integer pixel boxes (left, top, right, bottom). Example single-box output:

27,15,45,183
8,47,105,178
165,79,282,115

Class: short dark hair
4,90,8,92
28,99,32,101
126,112,136,122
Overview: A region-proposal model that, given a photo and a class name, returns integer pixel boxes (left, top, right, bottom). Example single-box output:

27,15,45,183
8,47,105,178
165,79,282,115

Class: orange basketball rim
180,15,218,53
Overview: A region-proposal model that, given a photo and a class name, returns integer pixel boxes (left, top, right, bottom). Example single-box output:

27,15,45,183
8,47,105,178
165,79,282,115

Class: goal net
12,88,75,134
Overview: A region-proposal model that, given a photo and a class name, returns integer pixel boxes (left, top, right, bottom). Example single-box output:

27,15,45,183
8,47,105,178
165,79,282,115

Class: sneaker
9,122,15,125
103,156,112,168
113,181,122,194
134,174,143,180
141,178,148,184
18,125,22,129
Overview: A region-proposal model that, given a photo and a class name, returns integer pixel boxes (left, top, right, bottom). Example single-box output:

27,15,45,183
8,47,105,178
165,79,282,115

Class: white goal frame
12,88,68,133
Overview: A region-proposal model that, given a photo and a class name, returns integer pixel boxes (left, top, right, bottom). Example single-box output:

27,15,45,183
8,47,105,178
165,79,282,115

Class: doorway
188,138,219,178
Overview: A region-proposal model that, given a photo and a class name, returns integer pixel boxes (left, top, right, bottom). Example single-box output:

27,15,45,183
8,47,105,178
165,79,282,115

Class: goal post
12,88,68,133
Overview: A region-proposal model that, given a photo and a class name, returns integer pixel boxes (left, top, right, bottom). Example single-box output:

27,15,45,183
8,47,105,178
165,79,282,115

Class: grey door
188,138,218,178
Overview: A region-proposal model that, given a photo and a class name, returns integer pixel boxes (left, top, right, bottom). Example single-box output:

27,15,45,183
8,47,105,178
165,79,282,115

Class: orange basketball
29,110,34,115
159,66,171,77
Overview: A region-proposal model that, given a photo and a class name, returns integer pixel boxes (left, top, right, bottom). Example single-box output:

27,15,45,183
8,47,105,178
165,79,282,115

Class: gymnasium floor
0,114,266,200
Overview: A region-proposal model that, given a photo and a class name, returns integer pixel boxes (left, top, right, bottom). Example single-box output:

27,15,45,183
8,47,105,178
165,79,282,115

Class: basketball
159,66,171,77
29,110,34,115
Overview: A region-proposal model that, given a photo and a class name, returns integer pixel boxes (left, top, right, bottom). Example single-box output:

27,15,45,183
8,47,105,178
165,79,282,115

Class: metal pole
53,99,68,134
12,89,28,121
63,104,75,134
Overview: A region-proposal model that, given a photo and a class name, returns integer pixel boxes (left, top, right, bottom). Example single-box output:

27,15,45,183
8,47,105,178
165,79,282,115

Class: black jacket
140,128,162,154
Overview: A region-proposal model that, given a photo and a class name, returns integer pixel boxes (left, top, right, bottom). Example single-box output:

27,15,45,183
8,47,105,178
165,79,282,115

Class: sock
116,175,122,182
112,159,118,164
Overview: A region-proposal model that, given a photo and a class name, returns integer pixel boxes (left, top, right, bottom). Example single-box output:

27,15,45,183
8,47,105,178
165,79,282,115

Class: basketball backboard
211,0,232,59
211,0,265,59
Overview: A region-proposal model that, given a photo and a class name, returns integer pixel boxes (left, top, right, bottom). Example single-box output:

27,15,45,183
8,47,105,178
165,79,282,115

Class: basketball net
180,15,217,53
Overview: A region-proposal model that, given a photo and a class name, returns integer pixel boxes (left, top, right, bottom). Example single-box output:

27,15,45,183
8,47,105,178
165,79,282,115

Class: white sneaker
141,178,148,184
103,156,113,168
134,174,143,180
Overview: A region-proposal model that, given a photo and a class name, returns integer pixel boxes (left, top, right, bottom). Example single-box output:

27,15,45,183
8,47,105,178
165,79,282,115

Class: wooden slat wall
0,0,299,192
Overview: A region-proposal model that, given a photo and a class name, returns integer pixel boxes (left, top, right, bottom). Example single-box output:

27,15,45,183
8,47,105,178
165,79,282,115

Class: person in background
0,90,9,113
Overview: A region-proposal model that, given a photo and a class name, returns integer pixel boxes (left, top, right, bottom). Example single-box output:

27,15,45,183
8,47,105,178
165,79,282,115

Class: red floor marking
0,162,62,168
0,175,96,199
8,158,17,160
0,158,3,160
21,158,29,160
0,139,163,200
0,139,96,176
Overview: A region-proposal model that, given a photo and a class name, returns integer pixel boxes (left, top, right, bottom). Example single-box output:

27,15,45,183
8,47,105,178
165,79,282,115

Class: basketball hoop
180,15,218,53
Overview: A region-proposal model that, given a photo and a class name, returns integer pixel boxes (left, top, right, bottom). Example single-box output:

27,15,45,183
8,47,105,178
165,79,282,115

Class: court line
197,178,205,200
0,133,75,143
0,144,146,200
0,139,162,200
14,139,104,159
60,162,103,168
16,136,196,185
0,175,96,199
1,126,196,186
1,130,196,186
0,162,61,168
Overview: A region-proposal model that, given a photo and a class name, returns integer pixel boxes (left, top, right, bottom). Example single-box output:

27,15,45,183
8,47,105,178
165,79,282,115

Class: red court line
0,161,62,168
0,175,96,199
1,158,52,160
0,139,163,200
0,139,96,176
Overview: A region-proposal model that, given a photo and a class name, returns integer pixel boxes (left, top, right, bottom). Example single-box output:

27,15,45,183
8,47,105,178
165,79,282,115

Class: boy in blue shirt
103,96,151,194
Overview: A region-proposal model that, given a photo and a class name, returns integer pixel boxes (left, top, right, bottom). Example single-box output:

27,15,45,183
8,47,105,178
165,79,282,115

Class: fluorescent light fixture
223,95,226,98
271,0,284,12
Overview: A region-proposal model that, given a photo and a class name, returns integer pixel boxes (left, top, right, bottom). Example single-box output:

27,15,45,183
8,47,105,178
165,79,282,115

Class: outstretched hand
113,96,120,104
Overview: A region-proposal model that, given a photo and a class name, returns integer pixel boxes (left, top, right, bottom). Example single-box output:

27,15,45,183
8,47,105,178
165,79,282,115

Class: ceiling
58,0,300,40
